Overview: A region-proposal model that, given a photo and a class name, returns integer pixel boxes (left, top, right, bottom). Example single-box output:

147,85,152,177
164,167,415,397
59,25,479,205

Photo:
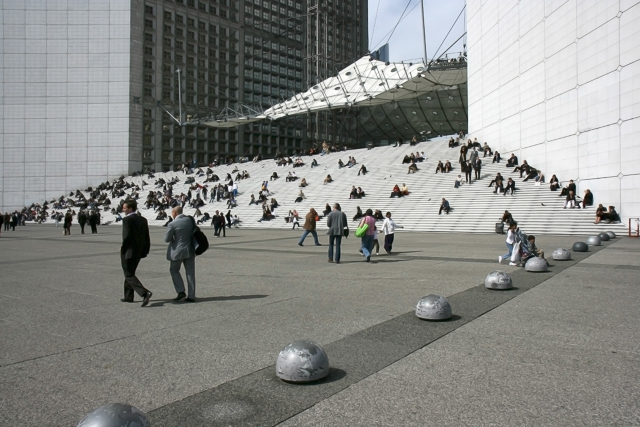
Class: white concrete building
467,0,640,223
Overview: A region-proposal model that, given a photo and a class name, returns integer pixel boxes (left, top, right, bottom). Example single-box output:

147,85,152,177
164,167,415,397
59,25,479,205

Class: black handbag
190,216,209,255
343,227,350,238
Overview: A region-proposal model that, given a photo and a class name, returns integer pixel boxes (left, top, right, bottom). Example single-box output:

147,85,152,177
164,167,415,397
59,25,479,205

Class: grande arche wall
466,0,640,223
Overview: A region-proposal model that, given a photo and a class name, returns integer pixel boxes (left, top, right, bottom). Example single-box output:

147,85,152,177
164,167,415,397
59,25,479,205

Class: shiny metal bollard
587,235,601,246
525,256,549,272
484,270,513,290
276,340,329,383
598,232,610,241
606,231,616,239
415,294,452,320
77,403,150,427
552,248,572,261
572,241,588,252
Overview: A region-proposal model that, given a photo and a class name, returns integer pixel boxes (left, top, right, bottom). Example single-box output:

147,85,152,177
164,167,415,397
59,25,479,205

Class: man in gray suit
164,206,197,302
326,203,348,264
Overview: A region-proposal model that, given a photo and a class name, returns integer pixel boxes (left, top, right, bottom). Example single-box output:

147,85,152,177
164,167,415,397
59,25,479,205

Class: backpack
189,216,209,256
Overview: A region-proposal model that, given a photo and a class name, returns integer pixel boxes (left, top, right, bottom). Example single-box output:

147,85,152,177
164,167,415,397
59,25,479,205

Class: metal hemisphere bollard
552,248,572,261
606,231,616,239
276,340,329,383
525,256,549,272
415,294,452,320
484,270,513,290
598,232,610,241
572,241,589,252
77,403,150,427
587,235,602,246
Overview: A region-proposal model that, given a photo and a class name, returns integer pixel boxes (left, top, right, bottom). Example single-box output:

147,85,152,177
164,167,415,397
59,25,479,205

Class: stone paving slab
0,225,636,426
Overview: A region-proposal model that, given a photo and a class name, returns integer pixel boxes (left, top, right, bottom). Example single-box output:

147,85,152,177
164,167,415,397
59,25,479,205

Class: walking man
326,203,348,264
298,208,321,246
382,212,403,254
120,200,152,306
78,210,87,234
164,206,197,302
89,210,99,234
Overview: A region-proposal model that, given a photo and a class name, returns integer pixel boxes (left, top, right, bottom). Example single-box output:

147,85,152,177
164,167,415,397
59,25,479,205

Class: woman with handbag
357,209,376,262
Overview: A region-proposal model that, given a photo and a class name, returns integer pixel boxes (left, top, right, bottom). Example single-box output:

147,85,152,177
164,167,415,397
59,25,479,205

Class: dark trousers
80,223,86,234
90,224,97,233
328,235,342,262
384,234,395,253
213,223,221,236
121,255,149,301
465,170,472,183
474,167,481,179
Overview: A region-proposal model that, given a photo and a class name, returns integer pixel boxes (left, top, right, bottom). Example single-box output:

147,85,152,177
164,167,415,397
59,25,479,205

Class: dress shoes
141,291,152,307
185,298,196,303
120,298,134,303
173,292,187,301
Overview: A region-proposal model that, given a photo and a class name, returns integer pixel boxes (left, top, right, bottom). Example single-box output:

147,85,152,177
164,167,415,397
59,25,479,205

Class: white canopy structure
200,55,467,128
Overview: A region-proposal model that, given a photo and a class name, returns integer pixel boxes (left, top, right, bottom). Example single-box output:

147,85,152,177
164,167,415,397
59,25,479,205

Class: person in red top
358,209,376,262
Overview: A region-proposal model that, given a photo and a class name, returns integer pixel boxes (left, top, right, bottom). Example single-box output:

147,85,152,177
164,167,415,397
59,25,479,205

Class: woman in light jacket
499,222,519,265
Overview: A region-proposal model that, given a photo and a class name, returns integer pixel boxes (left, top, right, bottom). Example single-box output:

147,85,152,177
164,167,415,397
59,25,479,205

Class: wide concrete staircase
109,135,626,236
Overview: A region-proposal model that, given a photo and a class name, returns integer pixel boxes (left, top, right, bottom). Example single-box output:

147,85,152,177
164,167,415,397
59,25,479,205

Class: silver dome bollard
276,340,329,383
77,403,150,427
587,235,601,246
415,294,452,320
606,231,616,239
484,271,513,290
572,242,588,252
598,232,610,241
552,248,572,261
525,256,549,272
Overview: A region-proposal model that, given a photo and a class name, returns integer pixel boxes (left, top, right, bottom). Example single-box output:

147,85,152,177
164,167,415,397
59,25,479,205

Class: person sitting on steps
492,151,501,163
506,153,518,167
444,160,452,173
408,161,419,174
435,161,444,173
503,177,516,196
438,198,451,215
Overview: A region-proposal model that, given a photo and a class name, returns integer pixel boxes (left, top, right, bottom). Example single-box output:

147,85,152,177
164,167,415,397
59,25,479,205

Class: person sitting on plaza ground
439,198,451,215
435,161,445,173
549,174,560,191
504,177,516,196
501,210,514,225
324,174,333,185
338,159,345,168
270,172,279,181
564,190,577,208
400,183,410,196
406,160,417,174
483,142,492,157
454,174,463,188
295,190,306,203
311,159,318,168
390,184,403,198
580,189,593,209
353,206,364,222
299,178,308,188
357,187,366,198
358,164,368,176
298,208,321,246
196,212,211,224
492,151,501,163
231,215,241,227
506,153,519,167
444,160,452,173
350,186,359,199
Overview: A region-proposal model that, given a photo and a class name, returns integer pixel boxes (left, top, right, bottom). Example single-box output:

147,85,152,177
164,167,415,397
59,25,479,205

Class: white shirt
382,218,400,235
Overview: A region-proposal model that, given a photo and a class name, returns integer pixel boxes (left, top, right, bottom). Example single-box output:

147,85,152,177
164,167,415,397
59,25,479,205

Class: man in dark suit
78,210,87,234
89,210,99,234
120,200,152,306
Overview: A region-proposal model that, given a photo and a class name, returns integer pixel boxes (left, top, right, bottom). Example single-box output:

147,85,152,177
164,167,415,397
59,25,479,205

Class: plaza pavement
0,224,638,426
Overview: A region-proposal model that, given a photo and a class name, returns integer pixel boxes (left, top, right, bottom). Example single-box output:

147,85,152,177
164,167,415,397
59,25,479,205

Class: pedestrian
298,208,321,246
499,222,519,265
382,212,403,254
78,210,87,234
120,200,152,306
0,211,3,237
357,208,376,262
326,203,348,264
164,206,197,302
211,210,222,237
89,210,99,234
63,212,73,235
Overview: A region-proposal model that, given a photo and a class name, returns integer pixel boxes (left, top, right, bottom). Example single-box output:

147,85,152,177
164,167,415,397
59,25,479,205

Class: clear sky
367,0,467,63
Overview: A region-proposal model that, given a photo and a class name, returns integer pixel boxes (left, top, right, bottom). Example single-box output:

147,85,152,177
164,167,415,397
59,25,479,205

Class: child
527,235,547,264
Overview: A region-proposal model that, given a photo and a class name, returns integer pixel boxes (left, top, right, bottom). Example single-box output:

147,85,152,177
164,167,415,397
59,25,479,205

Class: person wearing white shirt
382,212,403,254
